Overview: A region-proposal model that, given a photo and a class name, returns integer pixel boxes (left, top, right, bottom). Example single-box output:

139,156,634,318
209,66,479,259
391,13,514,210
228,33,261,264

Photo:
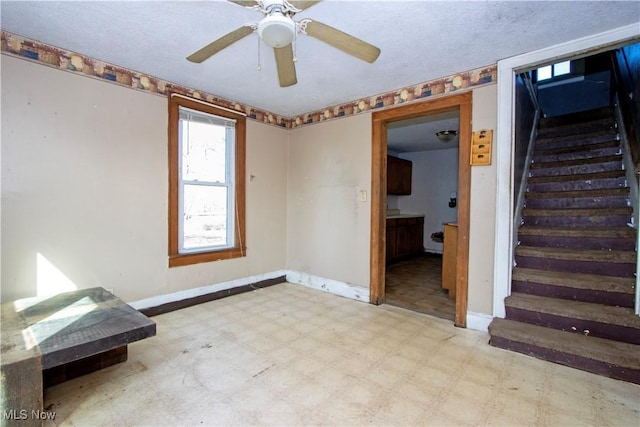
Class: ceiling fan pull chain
257,35,262,71
292,26,298,62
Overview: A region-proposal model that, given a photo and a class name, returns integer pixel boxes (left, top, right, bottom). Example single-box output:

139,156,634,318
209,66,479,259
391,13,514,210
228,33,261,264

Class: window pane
181,119,226,183
182,185,229,250
537,65,552,81
554,60,571,76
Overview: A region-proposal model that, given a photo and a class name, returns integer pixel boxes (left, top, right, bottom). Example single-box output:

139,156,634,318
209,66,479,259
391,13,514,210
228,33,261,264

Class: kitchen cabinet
386,216,424,262
387,155,412,195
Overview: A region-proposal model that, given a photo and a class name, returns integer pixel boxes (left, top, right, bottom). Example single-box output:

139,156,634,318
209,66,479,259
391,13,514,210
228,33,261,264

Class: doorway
370,92,472,327
384,110,460,320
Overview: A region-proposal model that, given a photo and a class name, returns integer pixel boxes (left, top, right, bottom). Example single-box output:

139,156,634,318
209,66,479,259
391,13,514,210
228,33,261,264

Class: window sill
169,247,246,267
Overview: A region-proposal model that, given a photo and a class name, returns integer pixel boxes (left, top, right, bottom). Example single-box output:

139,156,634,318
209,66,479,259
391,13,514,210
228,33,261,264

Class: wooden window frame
168,94,246,267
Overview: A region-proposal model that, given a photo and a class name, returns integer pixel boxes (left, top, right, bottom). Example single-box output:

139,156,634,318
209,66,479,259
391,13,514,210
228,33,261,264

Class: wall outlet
359,190,367,202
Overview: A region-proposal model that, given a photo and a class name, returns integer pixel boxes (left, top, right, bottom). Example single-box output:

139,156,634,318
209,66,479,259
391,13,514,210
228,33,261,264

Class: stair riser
537,120,615,138
540,108,614,126
524,197,630,209
505,307,640,344
511,280,635,308
521,214,631,227
530,161,622,177
514,256,636,278
534,147,620,164
528,177,627,192
517,235,636,251
536,134,618,150
488,336,640,384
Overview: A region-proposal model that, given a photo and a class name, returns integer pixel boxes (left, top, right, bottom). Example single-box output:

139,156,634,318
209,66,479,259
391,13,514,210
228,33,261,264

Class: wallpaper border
1,31,496,129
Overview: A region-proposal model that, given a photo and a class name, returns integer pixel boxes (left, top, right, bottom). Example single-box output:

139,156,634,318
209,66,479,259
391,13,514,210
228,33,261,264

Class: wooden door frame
370,92,472,327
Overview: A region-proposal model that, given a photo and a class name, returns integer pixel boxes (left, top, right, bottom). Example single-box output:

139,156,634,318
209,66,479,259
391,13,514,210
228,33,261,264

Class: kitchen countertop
386,212,425,219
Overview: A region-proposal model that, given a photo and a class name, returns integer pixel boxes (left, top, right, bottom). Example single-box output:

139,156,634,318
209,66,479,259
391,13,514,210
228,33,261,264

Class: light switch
359,190,367,202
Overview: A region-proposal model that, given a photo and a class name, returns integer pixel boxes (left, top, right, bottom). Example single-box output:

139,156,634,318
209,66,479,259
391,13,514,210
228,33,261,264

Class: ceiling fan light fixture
258,12,296,48
436,130,458,143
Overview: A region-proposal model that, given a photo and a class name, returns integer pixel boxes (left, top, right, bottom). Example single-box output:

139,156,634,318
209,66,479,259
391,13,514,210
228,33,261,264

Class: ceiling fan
186,0,381,87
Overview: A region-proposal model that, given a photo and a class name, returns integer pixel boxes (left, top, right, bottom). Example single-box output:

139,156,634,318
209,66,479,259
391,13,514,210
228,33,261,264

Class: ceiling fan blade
274,45,297,87
227,0,258,7
303,20,380,63
288,1,322,11
187,25,254,63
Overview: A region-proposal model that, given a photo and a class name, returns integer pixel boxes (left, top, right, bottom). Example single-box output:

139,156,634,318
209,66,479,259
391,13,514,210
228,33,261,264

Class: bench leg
1,356,43,427
43,346,128,388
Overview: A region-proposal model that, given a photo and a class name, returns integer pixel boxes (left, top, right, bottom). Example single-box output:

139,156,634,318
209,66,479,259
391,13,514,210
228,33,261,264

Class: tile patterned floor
44,283,640,426
385,254,455,320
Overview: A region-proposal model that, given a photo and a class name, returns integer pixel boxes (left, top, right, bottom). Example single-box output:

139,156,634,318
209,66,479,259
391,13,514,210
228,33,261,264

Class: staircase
489,107,640,384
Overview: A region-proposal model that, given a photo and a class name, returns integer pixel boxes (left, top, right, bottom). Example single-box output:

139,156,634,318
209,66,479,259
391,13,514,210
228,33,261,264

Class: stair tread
539,107,614,127
534,140,619,156
515,245,636,263
518,226,635,238
512,267,634,294
522,207,632,216
537,117,615,136
530,154,622,169
536,130,618,145
489,318,640,370
525,188,629,199
505,293,640,328
528,170,625,183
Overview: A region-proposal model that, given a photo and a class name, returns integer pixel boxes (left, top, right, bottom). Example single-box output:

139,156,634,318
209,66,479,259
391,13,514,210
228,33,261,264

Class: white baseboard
130,269,288,311
286,270,370,302
466,311,493,333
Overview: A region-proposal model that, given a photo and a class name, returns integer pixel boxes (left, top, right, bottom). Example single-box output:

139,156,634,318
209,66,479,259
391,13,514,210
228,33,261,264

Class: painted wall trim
286,271,370,302
0,30,496,130
494,23,640,319
130,269,288,312
130,269,369,316
466,311,493,333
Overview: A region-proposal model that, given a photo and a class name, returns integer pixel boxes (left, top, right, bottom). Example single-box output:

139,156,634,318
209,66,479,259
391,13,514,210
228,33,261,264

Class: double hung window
168,95,246,267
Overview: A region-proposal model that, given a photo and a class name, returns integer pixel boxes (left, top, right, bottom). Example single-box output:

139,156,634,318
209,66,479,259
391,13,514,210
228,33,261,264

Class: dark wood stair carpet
530,154,622,170
528,170,626,184
521,206,632,228
490,106,638,383
515,245,636,263
517,227,635,239
512,267,634,296
516,226,636,251
538,107,615,128
535,130,618,147
536,117,616,138
533,140,619,157
525,187,629,200
521,206,632,217
504,293,640,344
488,317,640,384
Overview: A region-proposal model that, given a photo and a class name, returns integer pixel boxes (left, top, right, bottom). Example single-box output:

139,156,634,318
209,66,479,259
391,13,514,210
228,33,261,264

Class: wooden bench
1,288,156,426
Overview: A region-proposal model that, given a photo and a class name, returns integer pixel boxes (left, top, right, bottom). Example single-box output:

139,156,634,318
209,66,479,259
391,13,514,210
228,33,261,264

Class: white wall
397,148,459,253
286,114,371,290
0,55,288,303
468,84,498,316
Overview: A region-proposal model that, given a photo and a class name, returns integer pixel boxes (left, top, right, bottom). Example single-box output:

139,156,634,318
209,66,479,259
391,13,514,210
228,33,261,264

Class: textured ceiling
388,110,459,153
1,1,639,117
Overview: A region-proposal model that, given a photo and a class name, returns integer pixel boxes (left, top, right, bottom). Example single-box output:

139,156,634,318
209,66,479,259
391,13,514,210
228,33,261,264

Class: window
168,94,246,267
536,60,572,81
